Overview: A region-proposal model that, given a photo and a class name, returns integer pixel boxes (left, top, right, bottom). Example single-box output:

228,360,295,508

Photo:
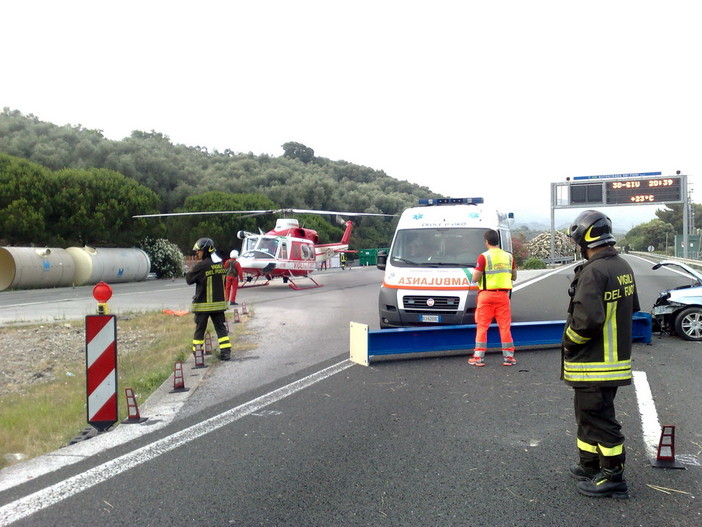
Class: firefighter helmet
193,237,215,253
230,250,239,258
568,210,616,250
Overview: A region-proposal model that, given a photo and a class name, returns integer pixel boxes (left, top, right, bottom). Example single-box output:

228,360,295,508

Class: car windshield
389,228,485,267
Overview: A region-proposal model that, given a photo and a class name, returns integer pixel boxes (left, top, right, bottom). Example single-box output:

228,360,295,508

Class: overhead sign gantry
550,172,691,258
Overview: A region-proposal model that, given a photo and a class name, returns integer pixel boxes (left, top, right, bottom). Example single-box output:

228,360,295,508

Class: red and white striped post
85,282,118,432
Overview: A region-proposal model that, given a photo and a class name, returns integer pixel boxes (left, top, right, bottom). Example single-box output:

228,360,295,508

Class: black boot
577,466,628,499
569,463,598,481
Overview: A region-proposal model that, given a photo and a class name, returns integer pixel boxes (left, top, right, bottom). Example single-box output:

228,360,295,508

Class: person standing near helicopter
186,238,232,361
224,250,244,306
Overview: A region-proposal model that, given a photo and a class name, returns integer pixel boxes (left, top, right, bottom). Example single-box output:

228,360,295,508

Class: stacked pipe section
0,246,151,291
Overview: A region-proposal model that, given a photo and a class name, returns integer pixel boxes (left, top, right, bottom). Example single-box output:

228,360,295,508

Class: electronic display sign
565,174,683,206
605,176,682,204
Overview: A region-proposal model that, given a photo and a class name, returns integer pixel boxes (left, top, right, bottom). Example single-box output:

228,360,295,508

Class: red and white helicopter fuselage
237,218,352,289
133,207,393,291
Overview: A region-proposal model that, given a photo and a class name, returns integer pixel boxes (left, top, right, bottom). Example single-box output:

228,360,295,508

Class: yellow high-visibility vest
480,248,513,290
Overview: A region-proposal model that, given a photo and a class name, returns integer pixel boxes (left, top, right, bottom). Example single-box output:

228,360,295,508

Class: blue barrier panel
349,312,653,365
632,311,652,344
368,320,565,359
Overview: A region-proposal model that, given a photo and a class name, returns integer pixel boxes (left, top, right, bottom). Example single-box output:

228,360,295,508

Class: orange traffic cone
170,361,190,393
193,345,207,369
204,332,213,355
122,387,147,424
652,425,685,469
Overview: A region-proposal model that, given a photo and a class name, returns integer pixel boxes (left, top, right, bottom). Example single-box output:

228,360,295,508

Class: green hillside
0,108,442,252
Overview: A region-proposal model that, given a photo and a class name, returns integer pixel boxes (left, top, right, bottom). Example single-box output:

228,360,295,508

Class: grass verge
0,311,246,470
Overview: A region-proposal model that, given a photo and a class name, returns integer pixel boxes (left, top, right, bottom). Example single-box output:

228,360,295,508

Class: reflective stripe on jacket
480,248,513,290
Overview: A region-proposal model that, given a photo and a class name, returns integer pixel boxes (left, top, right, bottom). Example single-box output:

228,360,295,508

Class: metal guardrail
629,251,702,270
543,256,575,265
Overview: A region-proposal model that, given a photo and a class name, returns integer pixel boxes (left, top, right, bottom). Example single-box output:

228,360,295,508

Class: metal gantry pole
683,173,689,259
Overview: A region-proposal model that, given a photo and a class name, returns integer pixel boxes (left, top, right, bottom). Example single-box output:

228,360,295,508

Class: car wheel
673,306,702,341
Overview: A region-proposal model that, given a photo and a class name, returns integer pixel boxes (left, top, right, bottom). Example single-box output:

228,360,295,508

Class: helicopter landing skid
240,276,270,288
286,275,323,290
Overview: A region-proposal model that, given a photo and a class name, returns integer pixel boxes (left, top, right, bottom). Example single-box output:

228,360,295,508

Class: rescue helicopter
134,208,395,290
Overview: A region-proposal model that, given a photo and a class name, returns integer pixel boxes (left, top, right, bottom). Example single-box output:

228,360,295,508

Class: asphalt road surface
0,258,700,526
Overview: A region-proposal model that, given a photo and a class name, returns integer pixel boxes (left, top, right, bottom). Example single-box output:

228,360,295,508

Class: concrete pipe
66,246,151,286
0,247,76,292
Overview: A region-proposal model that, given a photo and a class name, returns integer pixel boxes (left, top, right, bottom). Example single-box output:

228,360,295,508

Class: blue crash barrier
349,312,652,366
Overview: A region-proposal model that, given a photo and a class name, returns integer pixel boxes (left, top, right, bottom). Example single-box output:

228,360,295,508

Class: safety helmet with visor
568,210,616,257
193,237,215,254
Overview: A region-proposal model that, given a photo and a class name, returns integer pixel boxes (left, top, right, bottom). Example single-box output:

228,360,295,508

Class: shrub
522,257,547,270
140,237,185,278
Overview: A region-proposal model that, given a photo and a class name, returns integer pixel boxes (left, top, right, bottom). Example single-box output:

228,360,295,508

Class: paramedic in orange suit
224,250,244,306
468,229,517,367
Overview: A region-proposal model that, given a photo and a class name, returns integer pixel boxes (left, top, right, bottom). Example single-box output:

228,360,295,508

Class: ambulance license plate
420,315,441,323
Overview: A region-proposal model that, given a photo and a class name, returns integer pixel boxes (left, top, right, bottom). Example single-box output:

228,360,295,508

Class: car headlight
653,291,671,307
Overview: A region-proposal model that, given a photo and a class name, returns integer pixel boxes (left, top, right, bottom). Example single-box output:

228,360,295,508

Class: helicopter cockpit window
279,241,288,259
390,228,485,267
242,237,256,254
255,237,279,256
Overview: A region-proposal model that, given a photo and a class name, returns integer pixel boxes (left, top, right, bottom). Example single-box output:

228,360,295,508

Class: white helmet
230,250,239,258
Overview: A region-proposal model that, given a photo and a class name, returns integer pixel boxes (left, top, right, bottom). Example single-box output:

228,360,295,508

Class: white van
377,197,514,328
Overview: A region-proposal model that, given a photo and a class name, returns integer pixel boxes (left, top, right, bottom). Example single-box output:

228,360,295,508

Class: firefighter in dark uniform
186,238,232,361
563,210,639,499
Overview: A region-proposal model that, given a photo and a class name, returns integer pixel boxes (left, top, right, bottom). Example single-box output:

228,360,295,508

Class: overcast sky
3,1,700,230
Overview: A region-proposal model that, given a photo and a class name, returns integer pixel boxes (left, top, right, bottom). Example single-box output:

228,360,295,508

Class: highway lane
0,260,700,526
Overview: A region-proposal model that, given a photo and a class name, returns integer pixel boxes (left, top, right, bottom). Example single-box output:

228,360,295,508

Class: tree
0,154,161,246
655,202,702,233
165,192,278,252
624,219,675,252
281,142,315,163
511,233,529,267
49,168,161,246
0,154,53,244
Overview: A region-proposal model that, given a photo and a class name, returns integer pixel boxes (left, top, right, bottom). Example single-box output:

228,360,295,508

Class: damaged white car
652,260,702,341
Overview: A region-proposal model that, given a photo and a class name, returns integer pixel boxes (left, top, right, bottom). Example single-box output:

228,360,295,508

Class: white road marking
632,370,662,461
512,264,577,293
0,360,354,526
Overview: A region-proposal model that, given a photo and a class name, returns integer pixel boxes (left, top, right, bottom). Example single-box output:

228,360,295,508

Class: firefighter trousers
192,311,231,355
573,386,626,470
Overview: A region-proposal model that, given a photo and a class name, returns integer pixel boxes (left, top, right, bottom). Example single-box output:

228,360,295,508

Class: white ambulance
377,197,514,328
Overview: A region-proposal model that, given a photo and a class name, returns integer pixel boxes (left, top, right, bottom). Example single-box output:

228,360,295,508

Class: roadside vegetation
0,311,248,471
0,109,438,252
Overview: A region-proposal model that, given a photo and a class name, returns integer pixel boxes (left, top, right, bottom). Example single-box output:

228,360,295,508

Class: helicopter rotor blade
133,210,272,219
280,209,396,217
133,208,396,219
